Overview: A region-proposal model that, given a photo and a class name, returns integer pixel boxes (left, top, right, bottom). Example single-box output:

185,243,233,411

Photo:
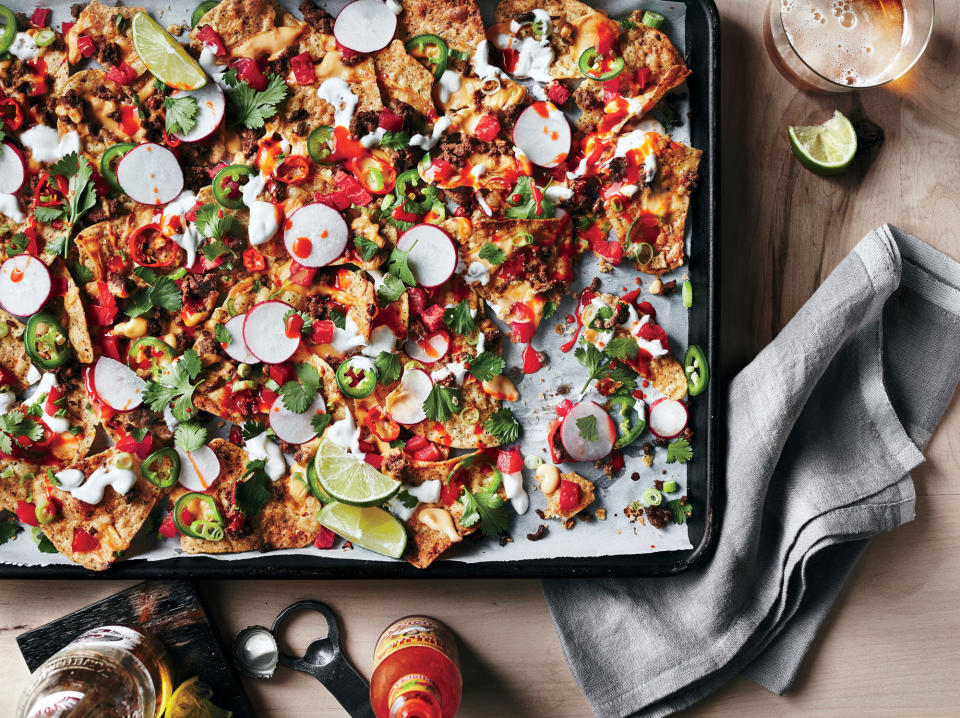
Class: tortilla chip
0,311,35,391
0,28,69,98
51,261,93,364
0,458,42,512
438,73,530,138
258,472,324,550
188,0,305,59
46,377,98,464
374,40,437,119
398,0,487,56
38,446,164,571
65,1,147,74
72,217,137,283
101,405,175,447
648,355,688,401
543,471,593,519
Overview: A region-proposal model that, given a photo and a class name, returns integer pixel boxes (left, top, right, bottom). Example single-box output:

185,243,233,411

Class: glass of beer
764,0,935,91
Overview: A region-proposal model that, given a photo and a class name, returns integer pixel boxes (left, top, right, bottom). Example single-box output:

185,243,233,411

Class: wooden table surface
3,1,960,716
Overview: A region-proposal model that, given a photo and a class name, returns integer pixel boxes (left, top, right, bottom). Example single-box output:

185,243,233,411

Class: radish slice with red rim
560,400,616,462
269,393,327,445
0,141,26,194
404,330,450,365
93,356,147,411
386,368,433,425
176,445,222,491
334,0,398,53
512,102,571,168
283,203,349,267
170,83,225,143
222,313,259,364
242,300,301,364
648,398,688,439
0,255,51,316
116,143,184,205
396,224,457,288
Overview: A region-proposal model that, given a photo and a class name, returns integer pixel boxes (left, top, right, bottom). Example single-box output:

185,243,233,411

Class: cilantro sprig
478,243,505,265
164,95,199,135
467,351,505,382
226,73,289,130
443,300,474,336
484,408,520,444
666,438,693,464
237,458,272,518
459,470,510,537
574,343,610,394
0,411,43,455
174,421,208,452
279,363,321,414
142,350,203,422
423,383,462,422
375,351,402,385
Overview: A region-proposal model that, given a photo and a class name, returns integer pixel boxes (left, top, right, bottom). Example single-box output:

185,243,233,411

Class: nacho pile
0,0,701,571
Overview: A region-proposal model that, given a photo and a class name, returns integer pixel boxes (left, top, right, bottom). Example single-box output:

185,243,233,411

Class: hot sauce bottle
370,616,462,718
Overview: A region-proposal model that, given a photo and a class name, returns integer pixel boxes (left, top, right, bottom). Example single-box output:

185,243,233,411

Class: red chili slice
196,25,227,57
129,223,178,268
242,246,266,272
275,155,310,185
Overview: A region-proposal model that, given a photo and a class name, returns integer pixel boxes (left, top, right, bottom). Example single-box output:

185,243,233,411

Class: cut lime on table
318,502,407,559
313,437,400,506
164,676,231,718
788,110,857,176
132,12,207,90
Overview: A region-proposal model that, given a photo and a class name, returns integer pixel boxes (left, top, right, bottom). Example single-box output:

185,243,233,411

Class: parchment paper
0,0,695,567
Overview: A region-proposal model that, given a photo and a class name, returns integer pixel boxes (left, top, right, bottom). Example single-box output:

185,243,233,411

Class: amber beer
765,0,934,91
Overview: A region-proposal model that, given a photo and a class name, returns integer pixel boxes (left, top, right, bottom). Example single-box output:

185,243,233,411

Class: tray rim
0,0,721,580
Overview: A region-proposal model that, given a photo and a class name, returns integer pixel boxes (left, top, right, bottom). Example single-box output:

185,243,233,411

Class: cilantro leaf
174,421,208,452
387,243,417,287
505,176,555,220
621,17,638,30
194,203,243,242
70,261,94,286
30,526,58,553
164,95,199,135
377,273,407,304
478,243,506,265
242,420,265,440
130,427,149,443
330,309,346,330
665,498,693,525
423,383,462,422
353,235,379,261
279,362,320,413
214,324,231,345
606,361,638,394
311,412,332,437
666,438,693,464
484,408,520,444
34,205,65,224
126,274,183,318
65,155,97,227
237,459,272,518
0,412,43,455
380,130,410,150
443,300,474,336
7,232,29,256
576,414,598,441
227,73,289,130
396,490,418,509
574,343,610,393
542,301,559,320
0,512,17,545
459,470,510,536
375,351,402,385
142,350,203,422
605,336,639,361
467,351,504,382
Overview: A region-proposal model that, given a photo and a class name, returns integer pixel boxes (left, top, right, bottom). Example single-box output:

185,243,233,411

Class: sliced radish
0,141,26,194
396,224,457,288
170,83,225,143
648,398,689,439
222,313,259,364
242,301,301,364
0,255,51,316
385,368,433,425
93,356,146,411
283,203,349,267
176,445,222,491
334,0,398,53
269,393,327,445
512,102,571,168
560,400,616,462
116,143,184,205
404,329,450,365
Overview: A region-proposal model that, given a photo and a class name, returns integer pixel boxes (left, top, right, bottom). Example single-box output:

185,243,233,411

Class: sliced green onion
366,167,385,192
237,363,253,378
167,267,187,280
641,10,665,29
34,29,56,47
642,488,662,506
524,454,543,470
634,242,654,265
682,280,693,308
662,480,678,493
264,378,280,392
114,453,135,470
449,48,470,61
231,379,256,392
0,322,8,339
461,407,480,423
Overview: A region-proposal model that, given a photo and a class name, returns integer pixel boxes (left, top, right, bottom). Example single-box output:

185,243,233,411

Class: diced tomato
635,66,651,90
313,526,336,549
30,8,51,27
497,447,523,474
590,234,624,264
364,453,384,469
500,47,519,73
284,312,304,339
16,500,39,527
602,78,622,104
425,159,454,183
71,528,100,553
510,321,535,344
421,304,445,332
310,319,335,345
413,443,440,462
44,384,63,417
473,114,500,142
290,52,315,84
333,170,373,206
233,57,267,91
635,321,669,355
106,62,138,86
558,480,581,512
315,188,350,211
609,449,625,472
335,41,361,60
391,205,419,223
61,21,74,35
439,470,466,505
257,387,278,412
545,80,571,106
158,512,178,538
288,261,318,287
100,334,123,362
407,287,428,314
378,107,403,132
196,25,227,57
116,430,154,460
404,435,428,453
268,362,295,386
76,33,95,58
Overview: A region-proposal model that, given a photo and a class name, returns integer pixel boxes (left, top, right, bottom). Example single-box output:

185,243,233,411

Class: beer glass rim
776,0,935,90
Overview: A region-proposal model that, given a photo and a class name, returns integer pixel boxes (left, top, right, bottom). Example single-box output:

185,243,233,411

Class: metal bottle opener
233,600,375,718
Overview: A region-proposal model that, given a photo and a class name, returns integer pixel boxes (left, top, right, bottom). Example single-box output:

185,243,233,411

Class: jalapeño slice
684,344,709,396
25,312,71,370
307,125,335,164
608,394,646,449
100,143,137,194
141,447,181,488
0,6,16,55
577,47,625,81
191,0,219,28
393,169,440,215
404,34,449,79
212,164,255,209
173,492,225,541
335,356,378,399
128,336,176,375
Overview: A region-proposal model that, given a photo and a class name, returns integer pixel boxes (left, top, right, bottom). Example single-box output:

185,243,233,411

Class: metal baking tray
1,0,719,578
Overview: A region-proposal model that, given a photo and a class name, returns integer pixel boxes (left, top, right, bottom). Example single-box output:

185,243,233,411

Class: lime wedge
787,110,857,176
314,437,400,506
164,677,231,718
132,12,207,90
318,502,408,559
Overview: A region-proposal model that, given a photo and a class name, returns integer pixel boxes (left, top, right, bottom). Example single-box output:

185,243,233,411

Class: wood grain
2,1,960,715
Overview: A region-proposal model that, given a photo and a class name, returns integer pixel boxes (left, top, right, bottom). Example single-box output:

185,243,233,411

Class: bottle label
387,674,441,708
373,616,459,670
26,690,83,718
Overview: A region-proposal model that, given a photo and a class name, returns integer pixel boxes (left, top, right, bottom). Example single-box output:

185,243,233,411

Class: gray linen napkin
542,225,960,717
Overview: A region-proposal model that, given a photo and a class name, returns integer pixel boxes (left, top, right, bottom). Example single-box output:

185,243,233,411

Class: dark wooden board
16,579,254,718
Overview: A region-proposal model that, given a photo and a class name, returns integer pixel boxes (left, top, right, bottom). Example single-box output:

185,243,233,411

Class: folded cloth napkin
542,225,960,717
